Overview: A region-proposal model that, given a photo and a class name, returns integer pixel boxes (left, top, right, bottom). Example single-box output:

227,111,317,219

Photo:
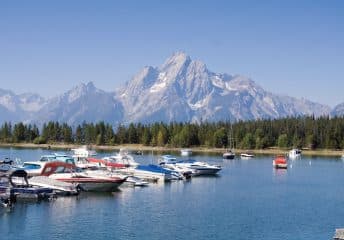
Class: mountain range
0,52,342,126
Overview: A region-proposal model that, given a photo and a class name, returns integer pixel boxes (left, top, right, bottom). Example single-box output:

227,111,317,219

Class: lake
0,147,343,240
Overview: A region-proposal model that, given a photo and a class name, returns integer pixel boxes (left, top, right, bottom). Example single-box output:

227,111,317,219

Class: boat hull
223,154,235,160
54,178,125,192
192,167,222,176
273,163,288,169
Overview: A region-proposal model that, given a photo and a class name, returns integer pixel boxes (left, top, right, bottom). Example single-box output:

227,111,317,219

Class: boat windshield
22,163,42,169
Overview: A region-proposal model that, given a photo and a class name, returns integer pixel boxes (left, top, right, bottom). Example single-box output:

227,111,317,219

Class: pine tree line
0,116,344,149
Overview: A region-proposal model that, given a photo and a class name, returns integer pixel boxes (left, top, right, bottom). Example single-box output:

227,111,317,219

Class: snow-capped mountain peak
0,52,333,125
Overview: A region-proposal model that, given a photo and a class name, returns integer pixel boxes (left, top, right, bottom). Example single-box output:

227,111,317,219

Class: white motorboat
125,176,149,187
28,176,79,195
102,148,139,167
180,149,192,157
240,153,254,159
159,155,194,179
41,162,127,192
288,149,302,159
71,146,97,158
173,159,222,176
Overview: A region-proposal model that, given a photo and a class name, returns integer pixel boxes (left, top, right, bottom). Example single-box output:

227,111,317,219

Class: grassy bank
0,143,343,157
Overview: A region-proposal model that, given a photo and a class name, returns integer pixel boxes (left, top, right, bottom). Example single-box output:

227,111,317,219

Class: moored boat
71,146,97,159
28,176,80,196
240,152,254,159
102,149,139,167
159,155,194,179
180,149,192,157
223,149,235,159
173,159,222,176
273,155,288,169
6,169,55,201
86,157,127,169
288,148,302,159
133,164,181,182
41,162,127,192
125,176,149,187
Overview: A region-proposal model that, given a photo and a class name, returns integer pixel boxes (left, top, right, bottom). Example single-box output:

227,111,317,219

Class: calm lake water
1,147,344,240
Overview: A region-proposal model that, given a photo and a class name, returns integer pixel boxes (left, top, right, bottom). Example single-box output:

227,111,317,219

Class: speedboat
223,149,235,159
159,155,194,179
125,176,149,187
133,164,182,182
240,153,254,159
71,146,97,159
102,149,139,167
174,159,222,176
288,149,302,159
76,158,128,169
41,162,127,192
28,176,79,196
273,156,288,169
180,149,192,157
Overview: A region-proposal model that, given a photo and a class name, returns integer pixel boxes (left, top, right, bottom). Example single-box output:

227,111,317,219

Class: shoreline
0,143,343,157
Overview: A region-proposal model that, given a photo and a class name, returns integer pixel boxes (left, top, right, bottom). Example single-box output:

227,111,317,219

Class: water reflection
272,168,287,178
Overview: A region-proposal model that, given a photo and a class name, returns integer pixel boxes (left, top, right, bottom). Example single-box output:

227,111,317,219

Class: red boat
273,155,288,169
87,157,127,169
40,161,127,192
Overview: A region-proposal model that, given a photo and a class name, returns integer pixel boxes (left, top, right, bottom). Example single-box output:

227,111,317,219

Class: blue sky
0,0,343,106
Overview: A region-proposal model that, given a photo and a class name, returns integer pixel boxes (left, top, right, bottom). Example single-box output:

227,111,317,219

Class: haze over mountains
0,52,341,126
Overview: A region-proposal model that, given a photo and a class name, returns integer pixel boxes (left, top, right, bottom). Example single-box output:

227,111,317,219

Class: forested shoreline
0,116,343,150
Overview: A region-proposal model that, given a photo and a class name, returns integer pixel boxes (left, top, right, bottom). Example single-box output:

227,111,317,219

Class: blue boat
134,164,182,182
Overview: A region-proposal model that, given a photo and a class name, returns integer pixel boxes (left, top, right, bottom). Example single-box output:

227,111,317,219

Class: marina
0,147,343,240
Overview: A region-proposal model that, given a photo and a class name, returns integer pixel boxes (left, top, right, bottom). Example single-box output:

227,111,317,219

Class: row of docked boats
0,147,222,209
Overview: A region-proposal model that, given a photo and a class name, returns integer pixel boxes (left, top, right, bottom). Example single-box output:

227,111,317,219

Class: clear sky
0,0,343,106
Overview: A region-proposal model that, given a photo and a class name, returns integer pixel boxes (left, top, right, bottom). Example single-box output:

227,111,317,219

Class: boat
133,164,181,182
76,158,129,169
19,154,76,177
102,148,139,167
71,146,97,159
288,149,302,159
159,155,194,179
28,176,80,195
223,149,235,159
172,159,222,176
240,152,254,159
125,176,149,187
180,149,192,157
273,155,288,169
40,161,127,192
223,123,236,159
3,169,55,201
